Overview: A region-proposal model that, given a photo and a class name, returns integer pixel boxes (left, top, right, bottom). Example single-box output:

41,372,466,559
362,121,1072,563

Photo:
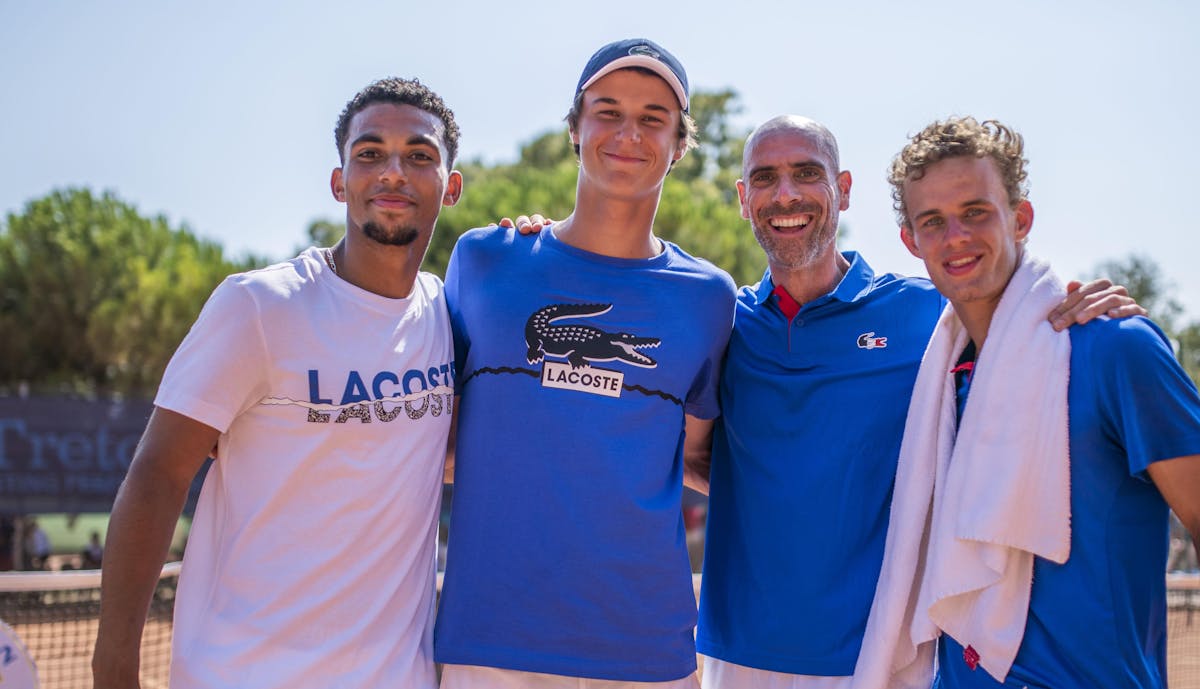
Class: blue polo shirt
937,316,1200,689
697,252,946,675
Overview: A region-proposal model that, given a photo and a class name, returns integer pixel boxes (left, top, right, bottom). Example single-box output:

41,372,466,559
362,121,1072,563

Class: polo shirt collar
752,251,876,308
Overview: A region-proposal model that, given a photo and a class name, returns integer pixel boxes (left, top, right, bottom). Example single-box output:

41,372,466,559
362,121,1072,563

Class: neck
953,254,1023,350
331,228,425,299
953,300,1000,352
555,181,664,259
769,250,851,306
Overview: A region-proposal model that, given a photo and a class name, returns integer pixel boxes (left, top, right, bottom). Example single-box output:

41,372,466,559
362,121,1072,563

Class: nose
617,119,642,143
379,154,407,185
944,217,970,243
773,175,803,205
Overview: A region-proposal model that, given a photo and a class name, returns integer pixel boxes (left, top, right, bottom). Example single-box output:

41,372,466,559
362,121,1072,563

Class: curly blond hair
889,117,1028,225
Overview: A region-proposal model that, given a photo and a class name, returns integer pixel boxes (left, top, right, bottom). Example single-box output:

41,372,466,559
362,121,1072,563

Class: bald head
736,114,851,279
743,115,841,178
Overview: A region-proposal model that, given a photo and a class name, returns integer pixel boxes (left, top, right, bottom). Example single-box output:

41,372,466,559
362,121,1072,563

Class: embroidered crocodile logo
525,303,660,369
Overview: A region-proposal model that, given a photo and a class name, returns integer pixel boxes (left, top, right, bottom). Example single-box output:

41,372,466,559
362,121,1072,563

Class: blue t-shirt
697,252,947,675
937,316,1200,689
435,226,736,681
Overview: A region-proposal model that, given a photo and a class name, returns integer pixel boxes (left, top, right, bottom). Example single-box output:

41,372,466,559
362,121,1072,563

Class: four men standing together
94,37,1199,689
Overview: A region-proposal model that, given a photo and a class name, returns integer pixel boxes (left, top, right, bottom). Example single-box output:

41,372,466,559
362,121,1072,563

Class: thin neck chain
324,247,337,276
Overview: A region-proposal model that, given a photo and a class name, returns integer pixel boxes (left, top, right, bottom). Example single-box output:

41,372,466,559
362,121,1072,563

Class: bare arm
92,408,219,689
444,396,460,484
683,414,715,496
1147,455,1200,564
1048,279,1147,331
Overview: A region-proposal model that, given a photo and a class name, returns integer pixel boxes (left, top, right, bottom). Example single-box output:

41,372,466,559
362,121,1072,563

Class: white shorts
441,664,699,689
700,656,853,689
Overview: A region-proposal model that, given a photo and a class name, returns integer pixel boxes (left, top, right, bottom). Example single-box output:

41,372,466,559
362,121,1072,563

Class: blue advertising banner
0,396,207,514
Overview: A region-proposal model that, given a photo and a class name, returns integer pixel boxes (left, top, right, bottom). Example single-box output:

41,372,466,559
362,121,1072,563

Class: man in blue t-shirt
882,116,1200,688
435,39,736,688
694,115,1142,689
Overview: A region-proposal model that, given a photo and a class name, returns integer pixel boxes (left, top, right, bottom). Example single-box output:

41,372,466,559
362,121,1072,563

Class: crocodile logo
525,303,660,369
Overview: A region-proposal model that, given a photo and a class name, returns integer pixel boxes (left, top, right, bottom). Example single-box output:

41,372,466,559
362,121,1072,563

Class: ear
672,136,687,163
442,170,463,207
569,125,580,146
736,179,751,220
1014,199,1033,242
899,225,922,259
330,168,345,202
836,170,852,211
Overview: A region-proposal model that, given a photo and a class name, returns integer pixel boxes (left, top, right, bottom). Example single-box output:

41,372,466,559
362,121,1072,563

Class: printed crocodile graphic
525,303,660,369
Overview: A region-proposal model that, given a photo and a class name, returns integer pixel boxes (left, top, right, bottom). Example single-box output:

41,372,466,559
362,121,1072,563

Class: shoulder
449,226,536,272
854,272,947,327
662,241,738,296
871,272,943,302
452,225,523,253
1070,315,1173,362
226,249,322,299
414,271,447,303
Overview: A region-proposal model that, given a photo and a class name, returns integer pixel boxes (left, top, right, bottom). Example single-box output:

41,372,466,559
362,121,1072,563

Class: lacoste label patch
540,361,624,398
857,332,888,349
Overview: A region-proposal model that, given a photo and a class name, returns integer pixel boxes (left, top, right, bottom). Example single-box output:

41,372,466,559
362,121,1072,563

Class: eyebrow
746,160,824,178
349,132,441,150
589,95,673,115
912,198,993,222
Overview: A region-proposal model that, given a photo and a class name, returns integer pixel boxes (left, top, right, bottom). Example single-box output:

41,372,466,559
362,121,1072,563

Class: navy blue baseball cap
575,38,689,112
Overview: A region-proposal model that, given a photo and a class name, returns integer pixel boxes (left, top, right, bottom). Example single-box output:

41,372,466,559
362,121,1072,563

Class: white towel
851,252,1072,688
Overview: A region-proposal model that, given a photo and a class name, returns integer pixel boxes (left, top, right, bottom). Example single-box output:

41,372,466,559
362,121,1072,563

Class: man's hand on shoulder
496,214,552,235
1048,278,1147,331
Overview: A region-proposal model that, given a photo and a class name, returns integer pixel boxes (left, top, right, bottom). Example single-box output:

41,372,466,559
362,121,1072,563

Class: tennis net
0,562,179,689
0,567,1195,688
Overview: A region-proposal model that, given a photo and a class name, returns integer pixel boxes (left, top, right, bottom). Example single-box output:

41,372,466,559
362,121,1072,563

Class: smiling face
900,154,1033,328
331,102,461,249
737,122,850,274
570,68,685,201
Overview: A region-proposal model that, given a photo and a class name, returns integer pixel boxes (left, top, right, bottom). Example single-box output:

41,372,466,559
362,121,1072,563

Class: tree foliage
1093,253,1200,385
0,188,260,396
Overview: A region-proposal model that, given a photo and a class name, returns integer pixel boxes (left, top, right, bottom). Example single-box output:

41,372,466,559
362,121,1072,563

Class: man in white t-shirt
92,77,463,689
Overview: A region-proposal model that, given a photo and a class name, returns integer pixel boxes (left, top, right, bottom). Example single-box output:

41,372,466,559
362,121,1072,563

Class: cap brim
579,55,688,111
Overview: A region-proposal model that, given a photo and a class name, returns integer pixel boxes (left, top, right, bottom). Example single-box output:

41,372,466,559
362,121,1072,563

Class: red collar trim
772,285,802,320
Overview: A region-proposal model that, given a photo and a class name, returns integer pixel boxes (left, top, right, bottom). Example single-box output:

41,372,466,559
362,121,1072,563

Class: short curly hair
889,117,1028,226
334,77,460,168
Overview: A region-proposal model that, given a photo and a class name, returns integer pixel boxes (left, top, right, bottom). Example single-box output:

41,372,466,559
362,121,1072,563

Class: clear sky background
3,1,1197,318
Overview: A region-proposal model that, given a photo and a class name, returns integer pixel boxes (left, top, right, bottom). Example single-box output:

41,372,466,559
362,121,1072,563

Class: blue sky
3,0,1197,318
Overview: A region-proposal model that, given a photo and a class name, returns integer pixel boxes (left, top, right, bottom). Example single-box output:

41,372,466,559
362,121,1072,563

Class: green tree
0,188,258,396
1092,253,1199,386
1094,254,1184,333
305,218,345,248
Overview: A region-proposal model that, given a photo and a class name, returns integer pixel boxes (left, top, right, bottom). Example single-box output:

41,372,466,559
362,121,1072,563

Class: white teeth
771,215,812,229
948,257,977,267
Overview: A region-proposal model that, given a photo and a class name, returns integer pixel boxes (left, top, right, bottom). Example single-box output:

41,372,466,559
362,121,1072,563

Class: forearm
682,415,714,496
93,457,193,685
683,453,711,495
444,396,460,484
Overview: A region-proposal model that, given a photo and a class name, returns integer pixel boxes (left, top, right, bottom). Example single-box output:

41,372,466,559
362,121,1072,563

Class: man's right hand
497,214,552,235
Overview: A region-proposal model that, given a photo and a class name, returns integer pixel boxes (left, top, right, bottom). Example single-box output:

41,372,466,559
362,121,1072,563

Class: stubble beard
363,220,419,247
752,211,838,272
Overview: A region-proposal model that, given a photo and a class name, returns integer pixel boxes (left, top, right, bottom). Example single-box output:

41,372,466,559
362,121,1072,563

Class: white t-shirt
156,247,453,689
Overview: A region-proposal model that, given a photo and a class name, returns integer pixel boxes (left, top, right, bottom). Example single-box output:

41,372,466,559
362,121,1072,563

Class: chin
364,221,419,247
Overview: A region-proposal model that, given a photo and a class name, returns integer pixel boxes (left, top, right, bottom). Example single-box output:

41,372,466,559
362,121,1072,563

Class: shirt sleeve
1091,317,1200,477
154,276,271,433
444,238,471,388
684,274,737,420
